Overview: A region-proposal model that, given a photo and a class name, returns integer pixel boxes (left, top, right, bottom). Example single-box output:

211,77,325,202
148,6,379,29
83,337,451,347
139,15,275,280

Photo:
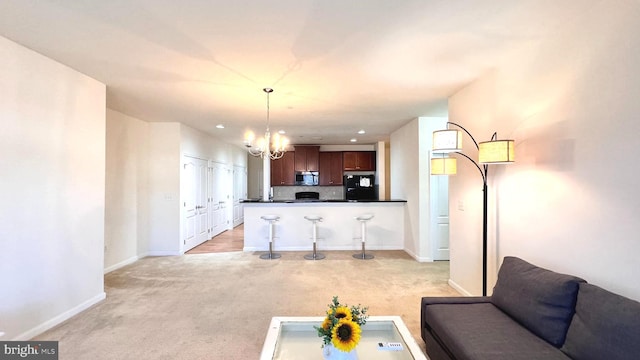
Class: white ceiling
0,1,586,146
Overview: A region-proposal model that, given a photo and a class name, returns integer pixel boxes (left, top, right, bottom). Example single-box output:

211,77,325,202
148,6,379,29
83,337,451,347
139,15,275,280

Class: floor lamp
431,122,514,296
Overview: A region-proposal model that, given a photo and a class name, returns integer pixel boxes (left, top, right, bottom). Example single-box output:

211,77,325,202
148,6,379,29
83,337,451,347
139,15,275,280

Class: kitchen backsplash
272,186,344,201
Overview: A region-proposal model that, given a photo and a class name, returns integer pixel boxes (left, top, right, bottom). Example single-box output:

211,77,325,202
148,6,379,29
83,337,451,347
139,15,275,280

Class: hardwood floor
186,224,244,254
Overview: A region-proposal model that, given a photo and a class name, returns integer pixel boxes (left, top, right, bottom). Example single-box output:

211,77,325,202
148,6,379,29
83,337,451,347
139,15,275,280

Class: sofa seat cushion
491,256,585,347
424,303,571,360
561,283,640,360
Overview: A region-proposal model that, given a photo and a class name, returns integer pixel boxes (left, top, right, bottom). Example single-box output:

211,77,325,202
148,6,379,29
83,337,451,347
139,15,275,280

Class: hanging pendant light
244,88,289,160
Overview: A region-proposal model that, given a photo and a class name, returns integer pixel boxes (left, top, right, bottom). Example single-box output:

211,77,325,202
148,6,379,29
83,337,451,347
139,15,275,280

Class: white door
431,160,450,260
210,162,227,237
183,156,210,251
222,165,233,230
207,164,215,237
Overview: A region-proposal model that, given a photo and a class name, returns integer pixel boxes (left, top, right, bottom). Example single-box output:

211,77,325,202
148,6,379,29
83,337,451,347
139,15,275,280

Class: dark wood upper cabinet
294,146,319,172
319,152,343,185
271,151,295,185
271,149,373,186
343,151,375,171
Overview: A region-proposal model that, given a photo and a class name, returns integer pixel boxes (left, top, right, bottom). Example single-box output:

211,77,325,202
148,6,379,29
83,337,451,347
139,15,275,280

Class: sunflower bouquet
315,296,369,352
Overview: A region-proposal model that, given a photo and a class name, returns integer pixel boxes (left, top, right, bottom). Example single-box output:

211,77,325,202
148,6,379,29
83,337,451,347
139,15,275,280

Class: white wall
375,141,387,200
0,36,106,339
105,109,149,272
180,124,248,167
391,120,420,258
148,123,181,255
448,1,640,300
390,117,447,261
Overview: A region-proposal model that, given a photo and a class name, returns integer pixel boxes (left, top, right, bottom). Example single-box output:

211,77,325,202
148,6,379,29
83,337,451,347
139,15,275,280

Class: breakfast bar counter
242,200,406,252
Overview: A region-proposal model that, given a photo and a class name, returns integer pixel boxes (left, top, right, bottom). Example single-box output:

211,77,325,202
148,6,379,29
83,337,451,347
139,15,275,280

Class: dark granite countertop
241,199,407,203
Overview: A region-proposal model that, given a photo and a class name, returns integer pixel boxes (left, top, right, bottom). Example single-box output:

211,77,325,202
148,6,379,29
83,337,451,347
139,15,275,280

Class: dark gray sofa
421,256,640,360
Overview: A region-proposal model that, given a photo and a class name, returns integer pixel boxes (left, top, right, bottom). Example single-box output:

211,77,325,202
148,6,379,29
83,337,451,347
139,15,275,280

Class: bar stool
303,215,325,260
260,215,281,260
353,214,374,260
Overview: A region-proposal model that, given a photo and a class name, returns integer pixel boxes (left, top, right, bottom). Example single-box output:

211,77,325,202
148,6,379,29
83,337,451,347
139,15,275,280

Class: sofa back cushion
561,283,640,360
491,256,585,347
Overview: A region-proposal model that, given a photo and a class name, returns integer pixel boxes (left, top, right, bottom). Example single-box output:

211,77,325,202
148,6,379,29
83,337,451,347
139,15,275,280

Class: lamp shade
431,157,457,175
478,140,515,164
433,129,463,152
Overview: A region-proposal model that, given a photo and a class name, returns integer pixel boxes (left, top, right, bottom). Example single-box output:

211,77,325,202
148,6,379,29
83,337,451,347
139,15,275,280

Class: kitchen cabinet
318,152,343,185
271,151,295,185
343,151,375,171
294,146,319,172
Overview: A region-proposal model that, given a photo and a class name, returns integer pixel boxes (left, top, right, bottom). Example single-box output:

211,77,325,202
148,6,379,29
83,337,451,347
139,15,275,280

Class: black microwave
295,171,319,186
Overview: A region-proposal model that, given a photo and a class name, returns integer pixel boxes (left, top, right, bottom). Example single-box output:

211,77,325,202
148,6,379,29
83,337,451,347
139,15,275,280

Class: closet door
210,162,228,237
207,164,215,238
183,156,209,251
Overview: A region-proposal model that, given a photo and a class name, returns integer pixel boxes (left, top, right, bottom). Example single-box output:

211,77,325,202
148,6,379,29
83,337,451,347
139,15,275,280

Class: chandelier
244,88,289,160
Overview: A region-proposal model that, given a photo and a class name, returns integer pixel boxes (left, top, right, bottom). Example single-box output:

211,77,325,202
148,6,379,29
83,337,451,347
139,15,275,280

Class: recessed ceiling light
350,138,357,142
216,124,224,129
358,130,365,134
278,130,286,134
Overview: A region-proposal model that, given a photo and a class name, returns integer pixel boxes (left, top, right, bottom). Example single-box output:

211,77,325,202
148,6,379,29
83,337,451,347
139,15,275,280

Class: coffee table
260,316,428,359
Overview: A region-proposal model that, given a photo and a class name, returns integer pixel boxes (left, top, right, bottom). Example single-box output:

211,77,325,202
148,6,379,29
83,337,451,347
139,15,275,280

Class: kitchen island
242,200,406,253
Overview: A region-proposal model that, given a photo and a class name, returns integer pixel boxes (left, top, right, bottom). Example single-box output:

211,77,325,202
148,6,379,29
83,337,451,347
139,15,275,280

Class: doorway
186,224,244,254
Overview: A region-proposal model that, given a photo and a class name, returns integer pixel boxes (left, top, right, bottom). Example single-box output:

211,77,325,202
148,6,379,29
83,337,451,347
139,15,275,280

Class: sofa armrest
420,297,491,360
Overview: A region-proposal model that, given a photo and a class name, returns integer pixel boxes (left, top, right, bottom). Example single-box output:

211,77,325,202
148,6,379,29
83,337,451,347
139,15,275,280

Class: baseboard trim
403,249,433,262
104,255,139,274
448,279,473,296
146,250,181,256
14,292,106,341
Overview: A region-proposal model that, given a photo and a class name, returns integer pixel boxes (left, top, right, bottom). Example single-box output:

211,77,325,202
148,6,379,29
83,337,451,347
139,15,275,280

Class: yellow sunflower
331,319,361,352
321,317,332,331
333,306,353,321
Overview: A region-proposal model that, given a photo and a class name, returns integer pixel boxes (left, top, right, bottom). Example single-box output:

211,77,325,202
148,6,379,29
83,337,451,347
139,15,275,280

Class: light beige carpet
35,251,459,359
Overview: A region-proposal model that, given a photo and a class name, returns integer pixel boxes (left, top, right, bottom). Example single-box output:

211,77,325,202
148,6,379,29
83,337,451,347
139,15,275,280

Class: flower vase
322,344,358,360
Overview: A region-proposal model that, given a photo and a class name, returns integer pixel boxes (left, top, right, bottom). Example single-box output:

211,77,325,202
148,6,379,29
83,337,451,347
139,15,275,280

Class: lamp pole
446,122,489,297
482,180,488,297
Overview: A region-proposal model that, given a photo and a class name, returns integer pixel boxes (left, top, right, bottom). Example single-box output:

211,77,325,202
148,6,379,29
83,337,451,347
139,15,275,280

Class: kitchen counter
243,200,406,253
241,199,407,203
